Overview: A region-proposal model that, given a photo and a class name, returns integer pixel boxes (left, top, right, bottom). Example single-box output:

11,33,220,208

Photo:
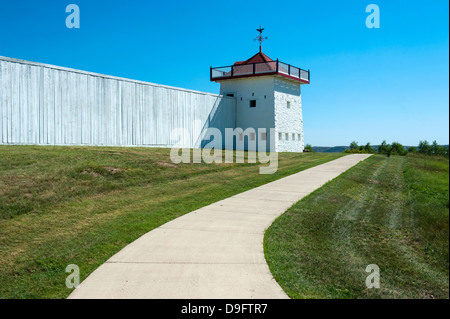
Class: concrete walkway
68,154,371,299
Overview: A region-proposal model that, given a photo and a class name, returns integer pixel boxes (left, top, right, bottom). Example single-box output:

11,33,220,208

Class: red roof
211,51,309,84
233,52,274,65
226,51,277,76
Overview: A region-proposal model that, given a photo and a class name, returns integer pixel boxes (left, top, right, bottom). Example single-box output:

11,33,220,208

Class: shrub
408,146,417,153
418,140,432,155
390,142,407,156
349,141,359,150
431,140,448,156
378,140,390,155
304,144,314,152
343,141,375,154
417,140,448,157
365,143,374,153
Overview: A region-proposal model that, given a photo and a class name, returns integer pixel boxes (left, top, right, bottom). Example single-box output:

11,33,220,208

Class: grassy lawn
264,154,449,299
0,145,343,298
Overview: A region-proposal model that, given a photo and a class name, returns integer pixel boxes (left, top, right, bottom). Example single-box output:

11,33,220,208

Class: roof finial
255,25,268,52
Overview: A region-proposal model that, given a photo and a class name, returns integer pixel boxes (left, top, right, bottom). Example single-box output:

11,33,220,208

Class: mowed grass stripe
264,154,449,299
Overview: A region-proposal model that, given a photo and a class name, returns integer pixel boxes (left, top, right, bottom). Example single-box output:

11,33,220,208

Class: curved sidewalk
68,154,371,299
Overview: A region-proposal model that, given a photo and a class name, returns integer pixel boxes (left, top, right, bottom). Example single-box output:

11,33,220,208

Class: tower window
261,132,267,141
278,132,282,140
252,92,254,96
249,100,256,108
292,133,295,140
287,101,291,108
298,133,301,140
285,133,289,140
226,93,234,97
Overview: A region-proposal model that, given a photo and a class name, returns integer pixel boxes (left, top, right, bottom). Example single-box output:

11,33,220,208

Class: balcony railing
210,60,310,83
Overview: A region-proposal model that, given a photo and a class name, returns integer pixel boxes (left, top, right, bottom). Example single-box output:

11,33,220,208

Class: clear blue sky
1,0,448,146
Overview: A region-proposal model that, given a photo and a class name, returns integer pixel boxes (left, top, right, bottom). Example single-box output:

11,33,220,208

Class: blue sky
0,0,448,146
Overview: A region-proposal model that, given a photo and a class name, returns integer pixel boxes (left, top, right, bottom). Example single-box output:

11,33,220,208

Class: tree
350,141,359,150
378,140,390,155
365,143,374,153
432,140,444,155
408,146,417,153
418,140,431,154
304,144,313,152
390,142,407,156
416,140,448,157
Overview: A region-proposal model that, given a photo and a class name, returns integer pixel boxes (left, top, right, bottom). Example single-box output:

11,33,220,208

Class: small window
261,132,267,141
278,132,282,140
252,92,254,96
292,133,295,140
298,133,301,140
287,101,291,108
226,93,234,97
250,132,256,141
285,133,289,140
264,95,266,99
249,100,256,108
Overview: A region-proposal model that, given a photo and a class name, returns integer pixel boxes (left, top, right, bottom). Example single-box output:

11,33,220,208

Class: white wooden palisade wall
0,56,235,148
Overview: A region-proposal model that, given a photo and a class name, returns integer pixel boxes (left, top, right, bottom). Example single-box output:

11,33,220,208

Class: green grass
264,154,449,299
0,145,343,298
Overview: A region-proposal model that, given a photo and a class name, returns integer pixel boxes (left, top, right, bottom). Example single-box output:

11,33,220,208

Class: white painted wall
218,75,304,152
274,77,304,152
0,56,235,148
219,76,275,152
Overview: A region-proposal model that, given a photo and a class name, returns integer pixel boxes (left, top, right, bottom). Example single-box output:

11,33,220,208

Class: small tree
432,140,443,155
415,140,448,157
304,144,313,152
418,140,431,154
349,141,359,150
378,140,390,155
365,142,374,153
390,142,407,156
408,146,417,153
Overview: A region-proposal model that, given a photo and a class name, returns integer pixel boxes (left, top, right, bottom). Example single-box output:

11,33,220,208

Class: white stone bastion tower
210,50,310,153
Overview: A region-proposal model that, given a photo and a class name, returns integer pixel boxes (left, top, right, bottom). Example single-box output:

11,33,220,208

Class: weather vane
254,25,268,52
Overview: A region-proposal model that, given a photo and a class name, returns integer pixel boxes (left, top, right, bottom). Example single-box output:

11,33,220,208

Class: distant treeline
341,140,449,157
309,141,449,157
